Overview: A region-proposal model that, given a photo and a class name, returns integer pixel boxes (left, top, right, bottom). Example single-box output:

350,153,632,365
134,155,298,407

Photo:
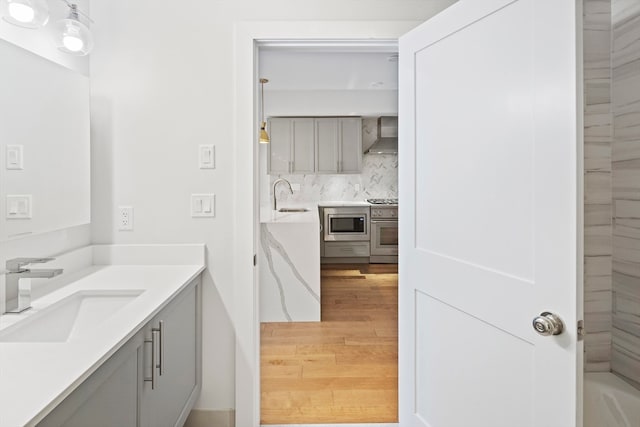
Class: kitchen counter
318,200,372,207
0,244,205,427
260,202,319,224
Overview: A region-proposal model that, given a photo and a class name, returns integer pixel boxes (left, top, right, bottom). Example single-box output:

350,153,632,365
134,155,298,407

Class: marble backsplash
270,153,398,202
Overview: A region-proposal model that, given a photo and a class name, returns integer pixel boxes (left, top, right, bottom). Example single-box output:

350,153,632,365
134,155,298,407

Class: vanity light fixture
0,0,49,29
53,1,93,56
259,78,270,144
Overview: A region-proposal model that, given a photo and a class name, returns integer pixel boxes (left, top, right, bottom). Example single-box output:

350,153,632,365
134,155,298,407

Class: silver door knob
532,312,564,336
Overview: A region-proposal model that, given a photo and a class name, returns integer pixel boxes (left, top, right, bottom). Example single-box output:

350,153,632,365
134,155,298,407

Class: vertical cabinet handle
158,320,164,375
144,329,158,390
144,320,165,390
151,321,164,376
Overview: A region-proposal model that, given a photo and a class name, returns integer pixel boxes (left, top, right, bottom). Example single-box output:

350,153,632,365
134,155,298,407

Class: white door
399,1,582,426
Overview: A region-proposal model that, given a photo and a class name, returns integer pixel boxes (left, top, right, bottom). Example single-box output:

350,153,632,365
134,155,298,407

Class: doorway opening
255,41,400,425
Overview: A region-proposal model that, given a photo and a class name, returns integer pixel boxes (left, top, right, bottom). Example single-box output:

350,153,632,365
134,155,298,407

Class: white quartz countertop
317,201,372,207
260,202,319,224
0,246,205,427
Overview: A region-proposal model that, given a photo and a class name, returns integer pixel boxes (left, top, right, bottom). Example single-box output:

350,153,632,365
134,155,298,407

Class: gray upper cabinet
268,118,293,174
268,117,314,174
337,117,363,174
268,117,362,175
315,118,339,173
291,119,315,174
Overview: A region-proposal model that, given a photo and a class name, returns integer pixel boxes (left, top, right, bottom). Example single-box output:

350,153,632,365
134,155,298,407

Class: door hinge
577,320,585,341
253,254,257,266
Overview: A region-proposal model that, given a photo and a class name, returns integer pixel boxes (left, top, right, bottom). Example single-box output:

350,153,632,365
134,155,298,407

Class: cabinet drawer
324,241,370,257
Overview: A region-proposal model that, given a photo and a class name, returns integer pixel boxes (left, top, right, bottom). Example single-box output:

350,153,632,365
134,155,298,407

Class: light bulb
54,15,94,56
0,0,49,28
8,2,33,22
62,35,83,52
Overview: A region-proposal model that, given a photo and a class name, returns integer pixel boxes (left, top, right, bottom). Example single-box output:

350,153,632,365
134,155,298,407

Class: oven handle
371,219,398,224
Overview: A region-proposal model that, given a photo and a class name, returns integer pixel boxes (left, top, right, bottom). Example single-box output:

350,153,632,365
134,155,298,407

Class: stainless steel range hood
366,116,398,154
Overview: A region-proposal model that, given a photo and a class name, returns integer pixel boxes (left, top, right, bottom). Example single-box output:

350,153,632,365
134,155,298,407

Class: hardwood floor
260,263,398,425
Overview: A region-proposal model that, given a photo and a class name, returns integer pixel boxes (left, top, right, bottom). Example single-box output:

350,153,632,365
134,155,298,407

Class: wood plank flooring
261,263,398,424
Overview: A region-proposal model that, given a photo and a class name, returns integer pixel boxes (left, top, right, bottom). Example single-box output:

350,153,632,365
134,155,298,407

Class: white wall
0,2,90,311
89,0,456,413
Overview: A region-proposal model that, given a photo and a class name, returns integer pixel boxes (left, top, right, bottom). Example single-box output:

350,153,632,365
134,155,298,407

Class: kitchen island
259,204,320,322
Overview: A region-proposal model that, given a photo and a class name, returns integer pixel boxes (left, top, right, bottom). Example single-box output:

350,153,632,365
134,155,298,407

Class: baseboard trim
184,409,235,427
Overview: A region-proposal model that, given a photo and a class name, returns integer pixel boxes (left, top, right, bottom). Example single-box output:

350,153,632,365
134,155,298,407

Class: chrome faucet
272,178,293,211
4,258,63,314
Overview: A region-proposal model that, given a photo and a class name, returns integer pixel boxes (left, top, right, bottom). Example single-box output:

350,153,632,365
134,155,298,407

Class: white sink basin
0,290,144,343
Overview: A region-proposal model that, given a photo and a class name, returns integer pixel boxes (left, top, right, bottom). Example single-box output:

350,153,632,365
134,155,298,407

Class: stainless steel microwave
323,207,370,241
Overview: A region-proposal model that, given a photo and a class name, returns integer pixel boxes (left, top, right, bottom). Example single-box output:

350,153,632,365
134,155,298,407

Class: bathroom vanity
0,245,205,427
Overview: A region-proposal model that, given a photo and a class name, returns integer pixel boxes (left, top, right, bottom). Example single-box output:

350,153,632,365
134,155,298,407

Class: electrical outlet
118,206,134,230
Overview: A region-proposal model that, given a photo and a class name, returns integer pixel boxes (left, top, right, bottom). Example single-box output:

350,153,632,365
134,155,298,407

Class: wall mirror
0,39,90,241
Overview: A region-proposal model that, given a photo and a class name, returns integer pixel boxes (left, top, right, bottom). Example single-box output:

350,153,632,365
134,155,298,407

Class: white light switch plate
6,195,32,219
191,194,215,217
199,145,215,169
6,145,24,170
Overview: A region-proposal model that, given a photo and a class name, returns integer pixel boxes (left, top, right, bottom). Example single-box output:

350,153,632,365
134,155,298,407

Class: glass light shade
259,122,270,144
0,0,49,29
54,17,93,56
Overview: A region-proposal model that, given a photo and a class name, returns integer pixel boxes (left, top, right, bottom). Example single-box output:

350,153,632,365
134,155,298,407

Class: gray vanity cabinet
140,283,200,427
37,337,142,427
37,278,201,427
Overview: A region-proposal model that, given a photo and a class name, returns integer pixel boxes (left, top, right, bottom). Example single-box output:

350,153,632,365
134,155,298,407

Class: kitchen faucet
272,178,293,211
4,258,63,314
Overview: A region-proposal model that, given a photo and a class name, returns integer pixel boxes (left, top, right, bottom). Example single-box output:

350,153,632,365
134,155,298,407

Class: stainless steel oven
370,205,398,263
323,207,370,241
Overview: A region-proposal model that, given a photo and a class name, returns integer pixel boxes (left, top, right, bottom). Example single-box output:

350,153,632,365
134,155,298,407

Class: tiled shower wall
584,0,614,372
611,0,640,388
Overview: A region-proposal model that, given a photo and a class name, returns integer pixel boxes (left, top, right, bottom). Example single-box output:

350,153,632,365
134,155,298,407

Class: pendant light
0,0,49,29
259,78,270,144
53,2,93,56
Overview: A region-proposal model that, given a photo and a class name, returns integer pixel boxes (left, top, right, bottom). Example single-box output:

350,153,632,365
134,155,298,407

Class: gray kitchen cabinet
315,118,339,173
337,117,363,173
268,117,315,174
316,117,362,174
269,117,362,174
37,279,201,427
